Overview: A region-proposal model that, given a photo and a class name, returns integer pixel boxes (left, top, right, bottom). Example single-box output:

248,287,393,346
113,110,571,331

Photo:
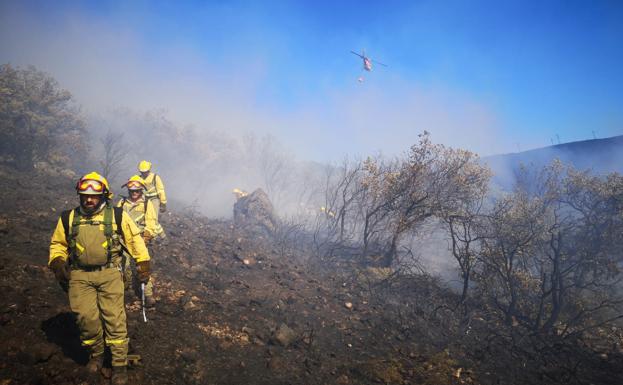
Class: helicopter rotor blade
350,50,365,59
371,59,388,67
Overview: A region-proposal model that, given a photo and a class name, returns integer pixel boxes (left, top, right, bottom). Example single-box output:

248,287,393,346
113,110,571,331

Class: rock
218,340,233,350
15,343,55,365
178,348,199,363
252,336,266,346
183,301,197,311
101,367,112,379
185,271,199,280
241,326,255,336
233,188,277,235
344,302,353,310
336,374,351,384
267,356,287,372
272,323,297,347
31,343,56,363
0,216,8,234
179,293,191,303
365,359,404,384
454,367,463,378
190,265,206,273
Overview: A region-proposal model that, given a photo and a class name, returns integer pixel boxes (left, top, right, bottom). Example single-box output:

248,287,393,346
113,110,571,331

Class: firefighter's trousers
68,267,128,367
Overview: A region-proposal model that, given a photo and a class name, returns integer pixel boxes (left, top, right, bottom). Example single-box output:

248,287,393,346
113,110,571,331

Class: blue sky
1,0,622,160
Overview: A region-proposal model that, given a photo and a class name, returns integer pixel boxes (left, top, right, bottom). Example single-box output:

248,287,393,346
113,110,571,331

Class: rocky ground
1,165,623,385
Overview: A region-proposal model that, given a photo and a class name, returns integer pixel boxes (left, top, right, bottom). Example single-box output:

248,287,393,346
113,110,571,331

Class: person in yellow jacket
138,161,167,237
117,175,161,306
49,172,150,385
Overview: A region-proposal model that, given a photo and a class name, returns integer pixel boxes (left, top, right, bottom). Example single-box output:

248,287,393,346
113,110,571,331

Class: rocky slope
1,165,622,385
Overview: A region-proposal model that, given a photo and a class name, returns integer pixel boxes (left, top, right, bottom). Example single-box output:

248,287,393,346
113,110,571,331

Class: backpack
120,197,149,215
60,204,123,266
143,173,160,200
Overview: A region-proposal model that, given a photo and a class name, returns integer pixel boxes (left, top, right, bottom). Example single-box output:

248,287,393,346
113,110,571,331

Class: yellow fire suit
116,196,162,238
141,172,166,207
49,205,150,367
117,196,161,296
140,172,166,238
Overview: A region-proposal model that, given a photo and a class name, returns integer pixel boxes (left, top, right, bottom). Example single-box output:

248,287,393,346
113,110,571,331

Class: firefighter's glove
142,233,153,244
136,261,150,284
160,203,167,213
50,258,70,284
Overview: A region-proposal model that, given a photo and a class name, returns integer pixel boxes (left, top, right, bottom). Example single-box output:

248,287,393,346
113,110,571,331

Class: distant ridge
483,134,623,188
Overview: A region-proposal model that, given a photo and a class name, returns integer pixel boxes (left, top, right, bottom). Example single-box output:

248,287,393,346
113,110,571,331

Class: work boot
145,295,156,307
86,353,104,374
111,366,128,385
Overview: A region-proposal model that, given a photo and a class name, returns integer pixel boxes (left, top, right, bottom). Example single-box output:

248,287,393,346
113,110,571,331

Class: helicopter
350,49,387,72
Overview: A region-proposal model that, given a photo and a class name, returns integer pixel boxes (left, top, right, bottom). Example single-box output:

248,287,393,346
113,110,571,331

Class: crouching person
48,172,151,385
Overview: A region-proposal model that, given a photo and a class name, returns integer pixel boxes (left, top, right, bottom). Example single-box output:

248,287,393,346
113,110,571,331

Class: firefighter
118,175,160,306
137,161,167,237
49,172,150,385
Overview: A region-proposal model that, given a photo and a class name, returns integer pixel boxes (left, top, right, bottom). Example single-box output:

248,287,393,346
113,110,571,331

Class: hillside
0,166,465,385
483,135,623,188
1,165,623,385
2,64,623,385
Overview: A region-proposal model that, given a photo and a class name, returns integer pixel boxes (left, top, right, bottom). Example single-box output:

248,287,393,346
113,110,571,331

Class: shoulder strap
103,205,118,264
117,197,126,208
61,209,72,242
149,173,158,187
113,206,123,235
64,207,81,256
70,208,81,243
103,206,113,238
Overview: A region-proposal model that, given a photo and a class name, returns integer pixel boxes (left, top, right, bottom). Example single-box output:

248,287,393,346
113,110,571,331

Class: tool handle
141,282,148,323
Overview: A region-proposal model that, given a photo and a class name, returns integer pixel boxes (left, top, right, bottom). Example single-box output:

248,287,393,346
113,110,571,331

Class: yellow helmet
76,172,111,197
138,160,152,173
126,175,146,191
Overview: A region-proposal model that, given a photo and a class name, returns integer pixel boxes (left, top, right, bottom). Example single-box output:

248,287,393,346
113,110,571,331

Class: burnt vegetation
1,65,623,384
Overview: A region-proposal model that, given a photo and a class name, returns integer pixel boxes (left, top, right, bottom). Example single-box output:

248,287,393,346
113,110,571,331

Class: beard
80,200,106,216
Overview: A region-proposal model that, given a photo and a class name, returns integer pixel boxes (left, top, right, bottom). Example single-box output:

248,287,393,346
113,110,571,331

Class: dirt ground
1,165,623,385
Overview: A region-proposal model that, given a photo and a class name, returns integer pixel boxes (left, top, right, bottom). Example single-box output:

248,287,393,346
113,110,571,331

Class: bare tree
309,132,491,268
440,189,488,304
258,134,293,209
475,161,623,335
99,128,130,183
379,132,490,266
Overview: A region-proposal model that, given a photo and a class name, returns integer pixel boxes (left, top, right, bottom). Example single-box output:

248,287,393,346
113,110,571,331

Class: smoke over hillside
483,135,623,189
87,107,319,217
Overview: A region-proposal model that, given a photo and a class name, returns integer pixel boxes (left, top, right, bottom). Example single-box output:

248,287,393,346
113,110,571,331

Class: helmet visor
78,179,105,194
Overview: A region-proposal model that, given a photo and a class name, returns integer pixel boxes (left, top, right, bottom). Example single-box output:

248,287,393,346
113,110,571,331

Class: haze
2,0,623,216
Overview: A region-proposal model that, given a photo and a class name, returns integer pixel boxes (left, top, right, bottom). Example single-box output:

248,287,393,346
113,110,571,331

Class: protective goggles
77,179,105,194
127,181,144,190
